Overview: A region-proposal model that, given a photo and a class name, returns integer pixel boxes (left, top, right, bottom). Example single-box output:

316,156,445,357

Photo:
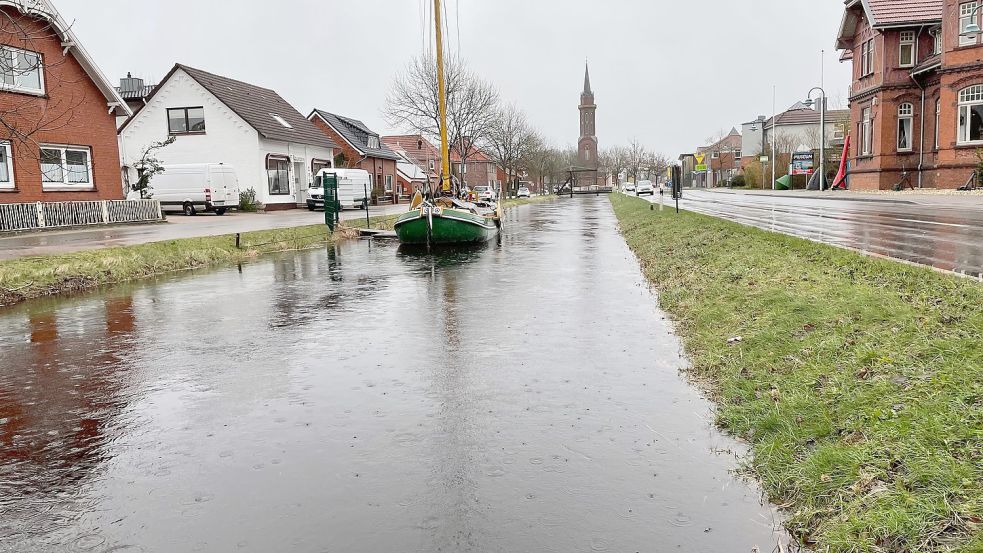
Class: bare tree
384,54,498,190
131,136,176,198
524,136,562,194
484,104,535,199
0,2,87,159
624,139,648,183
643,152,672,183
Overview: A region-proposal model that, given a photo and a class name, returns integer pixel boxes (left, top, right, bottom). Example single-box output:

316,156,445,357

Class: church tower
578,62,598,168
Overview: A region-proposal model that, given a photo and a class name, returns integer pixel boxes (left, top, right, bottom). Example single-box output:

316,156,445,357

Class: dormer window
270,114,292,128
367,136,380,149
0,45,44,95
933,27,943,54
899,31,915,67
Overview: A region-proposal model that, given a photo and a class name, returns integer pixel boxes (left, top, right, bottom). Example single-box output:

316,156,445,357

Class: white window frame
897,103,914,151
384,174,393,193
957,85,983,145
0,45,45,95
899,31,915,67
40,145,94,190
933,28,943,54
935,98,941,149
733,150,742,159
833,123,846,140
367,136,380,149
711,151,720,159
0,141,14,189
960,2,979,47
861,107,873,156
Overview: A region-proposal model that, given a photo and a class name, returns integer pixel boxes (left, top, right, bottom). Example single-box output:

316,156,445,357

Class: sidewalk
698,187,983,208
0,204,407,261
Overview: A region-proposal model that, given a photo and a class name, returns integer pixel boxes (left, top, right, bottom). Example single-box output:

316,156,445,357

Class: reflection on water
0,197,786,552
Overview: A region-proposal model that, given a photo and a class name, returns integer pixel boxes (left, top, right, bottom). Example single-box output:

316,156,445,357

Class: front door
293,161,307,204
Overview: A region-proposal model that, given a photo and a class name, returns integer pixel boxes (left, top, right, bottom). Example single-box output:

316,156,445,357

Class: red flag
832,134,850,189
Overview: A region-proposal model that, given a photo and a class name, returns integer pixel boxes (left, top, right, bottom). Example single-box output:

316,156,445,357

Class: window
428,159,435,170
311,159,331,185
860,107,873,156
711,151,719,159
899,31,915,67
960,2,979,46
935,98,941,149
266,156,290,195
860,39,875,76
40,145,92,188
270,114,292,128
733,150,742,159
384,174,393,193
958,85,983,144
366,136,380,149
897,103,914,151
167,107,205,134
0,45,44,95
833,123,846,140
0,142,13,189
934,28,943,54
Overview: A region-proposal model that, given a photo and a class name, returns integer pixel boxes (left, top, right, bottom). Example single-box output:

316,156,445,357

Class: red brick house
0,0,131,203
309,110,400,202
449,145,502,190
837,0,983,189
703,128,743,187
382,134,440,182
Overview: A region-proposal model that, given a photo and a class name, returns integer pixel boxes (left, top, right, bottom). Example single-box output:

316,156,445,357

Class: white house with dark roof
118,64,337,210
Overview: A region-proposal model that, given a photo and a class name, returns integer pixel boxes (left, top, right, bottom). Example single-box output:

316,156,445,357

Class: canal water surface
0,197,784,552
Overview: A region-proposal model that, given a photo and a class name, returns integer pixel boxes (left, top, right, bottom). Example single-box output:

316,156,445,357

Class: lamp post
962,5,982,36
750,116,767,189
804,87,827,191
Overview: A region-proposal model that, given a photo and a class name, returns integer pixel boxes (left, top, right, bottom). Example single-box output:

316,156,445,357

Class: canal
0,197,785,552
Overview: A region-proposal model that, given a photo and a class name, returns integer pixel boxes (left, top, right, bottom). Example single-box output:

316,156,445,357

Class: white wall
257,138,335,207
119,68,261,203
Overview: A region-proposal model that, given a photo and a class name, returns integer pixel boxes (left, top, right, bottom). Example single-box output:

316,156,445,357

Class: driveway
0,204,408,261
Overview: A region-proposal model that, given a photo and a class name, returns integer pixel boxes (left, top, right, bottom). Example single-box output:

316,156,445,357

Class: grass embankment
0,214,398,307
0,197,552,307
609,194,983,552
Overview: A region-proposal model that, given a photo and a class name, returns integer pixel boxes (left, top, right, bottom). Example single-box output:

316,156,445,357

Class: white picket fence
0,200,163,232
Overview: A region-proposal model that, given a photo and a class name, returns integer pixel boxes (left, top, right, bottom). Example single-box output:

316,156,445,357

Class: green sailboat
395,0,500,247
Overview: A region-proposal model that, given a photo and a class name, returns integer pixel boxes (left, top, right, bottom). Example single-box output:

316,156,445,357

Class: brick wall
309,117,397,200
0,6,123,203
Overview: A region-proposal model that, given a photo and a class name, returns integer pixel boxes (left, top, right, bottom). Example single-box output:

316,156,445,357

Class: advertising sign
791,152,815,176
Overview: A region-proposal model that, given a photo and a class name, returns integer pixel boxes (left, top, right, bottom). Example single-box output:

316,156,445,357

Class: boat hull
394,208,499,245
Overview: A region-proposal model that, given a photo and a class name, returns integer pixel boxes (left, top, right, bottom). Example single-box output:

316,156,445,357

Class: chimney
119,72,144,94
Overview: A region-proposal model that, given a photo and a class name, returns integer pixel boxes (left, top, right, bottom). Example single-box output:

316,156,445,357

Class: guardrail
0,200,163,232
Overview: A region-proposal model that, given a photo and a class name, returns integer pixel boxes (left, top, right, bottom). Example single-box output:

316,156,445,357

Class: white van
307,168,371,210
138,163,240,216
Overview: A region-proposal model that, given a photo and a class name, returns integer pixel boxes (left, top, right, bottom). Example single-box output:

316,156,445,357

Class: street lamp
803,87,827,191
962,4,982,35
750,115,767,189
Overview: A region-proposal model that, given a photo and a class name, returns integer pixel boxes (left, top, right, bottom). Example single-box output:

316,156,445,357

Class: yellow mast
434,0,452,195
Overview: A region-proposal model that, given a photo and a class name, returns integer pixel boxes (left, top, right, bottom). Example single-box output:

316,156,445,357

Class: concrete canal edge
0,196,554,308
608,193,983,552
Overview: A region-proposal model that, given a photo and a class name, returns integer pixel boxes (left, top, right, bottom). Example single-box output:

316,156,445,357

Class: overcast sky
57,0,851,156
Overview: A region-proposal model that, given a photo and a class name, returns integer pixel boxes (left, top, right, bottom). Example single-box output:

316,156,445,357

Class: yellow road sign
694,153,706,165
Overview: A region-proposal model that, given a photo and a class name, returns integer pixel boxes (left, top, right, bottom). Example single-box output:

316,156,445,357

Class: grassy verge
0,198,550,307
0,214,397,307
609,194,983,552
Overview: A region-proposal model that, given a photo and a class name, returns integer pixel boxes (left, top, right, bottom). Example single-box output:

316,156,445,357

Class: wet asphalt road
642,190,983,276
0,204,408,261
0,197,784,552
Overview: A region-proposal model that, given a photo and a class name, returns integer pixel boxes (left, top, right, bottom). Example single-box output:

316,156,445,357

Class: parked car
635,180,655,196
308,168,371,210
517,186,531,198
474,185,497,201
136,163,239,216
623,182,636,192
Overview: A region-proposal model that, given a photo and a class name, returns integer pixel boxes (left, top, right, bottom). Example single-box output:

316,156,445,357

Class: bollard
235,233,241,249
659,189,664,212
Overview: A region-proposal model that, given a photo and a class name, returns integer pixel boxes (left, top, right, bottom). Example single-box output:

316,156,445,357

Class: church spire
583,61,592,95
